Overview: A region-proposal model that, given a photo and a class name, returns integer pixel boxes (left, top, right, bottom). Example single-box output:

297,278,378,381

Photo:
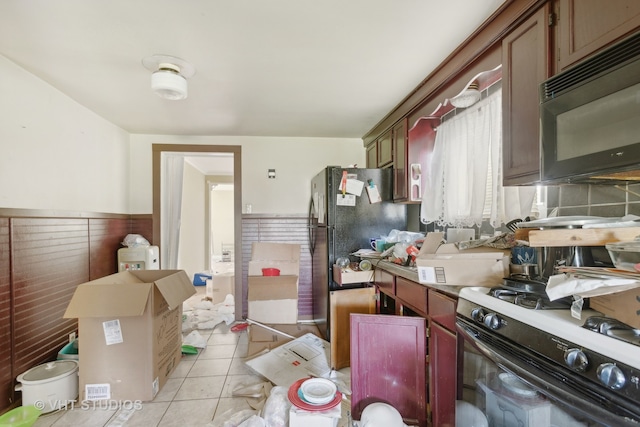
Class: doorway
152,144,242,320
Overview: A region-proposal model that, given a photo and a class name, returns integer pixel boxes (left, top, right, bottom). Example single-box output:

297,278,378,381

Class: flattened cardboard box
247,322,321,357
63,270,195,402
248,243,301,324
245,333,331,388
590,287,640,329
416,232,510,286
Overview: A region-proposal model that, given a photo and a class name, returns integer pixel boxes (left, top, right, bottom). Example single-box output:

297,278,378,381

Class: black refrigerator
309,166,407,340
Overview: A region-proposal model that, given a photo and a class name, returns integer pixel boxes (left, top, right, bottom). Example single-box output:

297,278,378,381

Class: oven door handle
456,319,640,426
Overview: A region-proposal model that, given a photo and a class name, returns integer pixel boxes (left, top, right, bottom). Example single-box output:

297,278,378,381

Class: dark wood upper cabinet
377,130,393,167
366,142,377,168
392,118,408,201
502,4,551,186
556,0,640,73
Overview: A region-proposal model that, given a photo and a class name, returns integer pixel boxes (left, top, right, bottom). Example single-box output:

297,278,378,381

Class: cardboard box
247,322,321,357
63,270,195,402
248,276,298,324
589,287,640,328
332,265,373,285
205,272,234,304
289,405,341,427
247,243,300,324
416,232,509,286
245,333,331,388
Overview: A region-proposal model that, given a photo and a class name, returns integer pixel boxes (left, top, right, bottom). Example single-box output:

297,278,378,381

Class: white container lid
18,360,78,384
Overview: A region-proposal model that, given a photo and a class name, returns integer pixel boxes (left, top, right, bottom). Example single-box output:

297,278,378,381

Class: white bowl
360,402,407,427
498,373,538,397
455,401,488,427
299,378,336,405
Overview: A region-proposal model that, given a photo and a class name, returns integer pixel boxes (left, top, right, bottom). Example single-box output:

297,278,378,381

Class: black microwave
540,31,640,183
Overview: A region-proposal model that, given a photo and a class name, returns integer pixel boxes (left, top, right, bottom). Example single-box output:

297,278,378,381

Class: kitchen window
420,83,537,229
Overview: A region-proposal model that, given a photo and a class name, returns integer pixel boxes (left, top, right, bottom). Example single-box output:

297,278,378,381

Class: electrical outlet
69,332,77,343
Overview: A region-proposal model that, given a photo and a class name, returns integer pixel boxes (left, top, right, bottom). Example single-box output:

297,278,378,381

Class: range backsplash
545,182,640,217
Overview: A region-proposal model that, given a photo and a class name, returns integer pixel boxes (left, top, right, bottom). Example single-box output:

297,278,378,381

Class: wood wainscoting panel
10,218,89,376
129,216,153,245
88,218,129,280
0,219,12,408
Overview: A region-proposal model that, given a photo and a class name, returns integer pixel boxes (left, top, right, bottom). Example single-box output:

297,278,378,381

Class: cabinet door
329,287,376,370
392,119,408,201
351,314,427,427
557,0,640,72
407,117,437,202
366,142,377,168
429,321,457,427
502,5,550,185
377,130,393,167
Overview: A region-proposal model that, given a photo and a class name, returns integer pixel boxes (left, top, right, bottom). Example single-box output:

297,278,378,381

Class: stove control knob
483,313,502,330
564,348,588,372
471,308,485,322
597,363,626,390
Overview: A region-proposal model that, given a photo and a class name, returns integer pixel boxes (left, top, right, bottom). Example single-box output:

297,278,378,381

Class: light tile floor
32,295,352,427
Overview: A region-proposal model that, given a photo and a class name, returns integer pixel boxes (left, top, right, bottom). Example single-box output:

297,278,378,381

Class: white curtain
161,154,184,269
421,87,536,228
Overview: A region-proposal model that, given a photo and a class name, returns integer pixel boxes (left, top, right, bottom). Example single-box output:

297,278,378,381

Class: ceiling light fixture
449,81,481,108
142,55,195,101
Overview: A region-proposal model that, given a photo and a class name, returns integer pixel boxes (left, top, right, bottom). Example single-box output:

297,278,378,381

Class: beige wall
129,134,365,215
210,187,234,259
0,55,130,213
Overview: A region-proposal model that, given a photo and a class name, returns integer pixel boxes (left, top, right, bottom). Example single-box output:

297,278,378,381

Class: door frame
152,144,242,320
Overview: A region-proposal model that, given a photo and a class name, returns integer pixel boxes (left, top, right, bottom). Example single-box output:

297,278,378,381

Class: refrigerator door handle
308,197,315,256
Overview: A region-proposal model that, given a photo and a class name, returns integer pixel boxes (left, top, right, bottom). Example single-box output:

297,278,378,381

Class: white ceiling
0,0,506,138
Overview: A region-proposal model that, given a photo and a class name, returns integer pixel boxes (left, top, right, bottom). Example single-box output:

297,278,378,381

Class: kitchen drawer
428,290,457,331
374,269,395,295
396,277,428,315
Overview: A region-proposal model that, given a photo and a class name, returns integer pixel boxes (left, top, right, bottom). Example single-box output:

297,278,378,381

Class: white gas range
457,286,640,425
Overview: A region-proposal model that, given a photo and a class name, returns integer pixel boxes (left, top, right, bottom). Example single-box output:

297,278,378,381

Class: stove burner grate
583,316,640,346
490,277,573,310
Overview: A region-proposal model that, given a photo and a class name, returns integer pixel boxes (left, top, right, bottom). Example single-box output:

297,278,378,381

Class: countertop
373,260,466,298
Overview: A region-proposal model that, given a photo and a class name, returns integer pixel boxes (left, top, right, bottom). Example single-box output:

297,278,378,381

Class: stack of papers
350,249,382,258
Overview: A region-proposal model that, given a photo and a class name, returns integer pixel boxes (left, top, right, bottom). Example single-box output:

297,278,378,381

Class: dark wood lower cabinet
350,313,427,427
428,289,458,426
369,270,458,426
429,321,457,427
